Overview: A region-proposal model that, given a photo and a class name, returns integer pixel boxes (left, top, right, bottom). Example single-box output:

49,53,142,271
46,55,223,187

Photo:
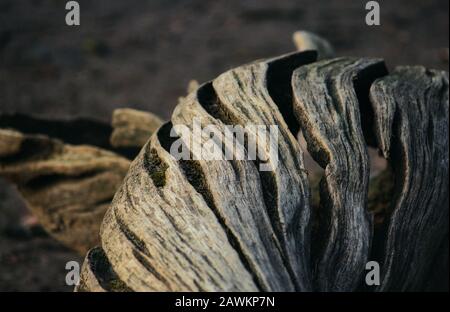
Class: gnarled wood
97,51,317,291
78,52,448,292
292,57,388,291
369,66,449,291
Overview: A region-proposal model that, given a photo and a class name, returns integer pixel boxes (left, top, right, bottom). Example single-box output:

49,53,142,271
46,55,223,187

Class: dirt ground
0,0,448,291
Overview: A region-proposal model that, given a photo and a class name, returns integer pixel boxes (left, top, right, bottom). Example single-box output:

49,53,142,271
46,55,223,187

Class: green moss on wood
145,148,168,188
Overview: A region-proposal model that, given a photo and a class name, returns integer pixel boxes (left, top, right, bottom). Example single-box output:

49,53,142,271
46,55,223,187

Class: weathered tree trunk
75,50,448,291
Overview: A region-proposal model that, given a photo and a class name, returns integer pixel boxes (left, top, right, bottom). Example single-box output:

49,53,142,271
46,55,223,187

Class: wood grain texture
369,66,449,291
211,51,317,290
101,129,258,291
292,57,388,291
172,86,296,291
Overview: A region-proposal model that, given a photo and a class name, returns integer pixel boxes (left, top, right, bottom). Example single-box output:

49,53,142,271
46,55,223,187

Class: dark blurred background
0,0,448,291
